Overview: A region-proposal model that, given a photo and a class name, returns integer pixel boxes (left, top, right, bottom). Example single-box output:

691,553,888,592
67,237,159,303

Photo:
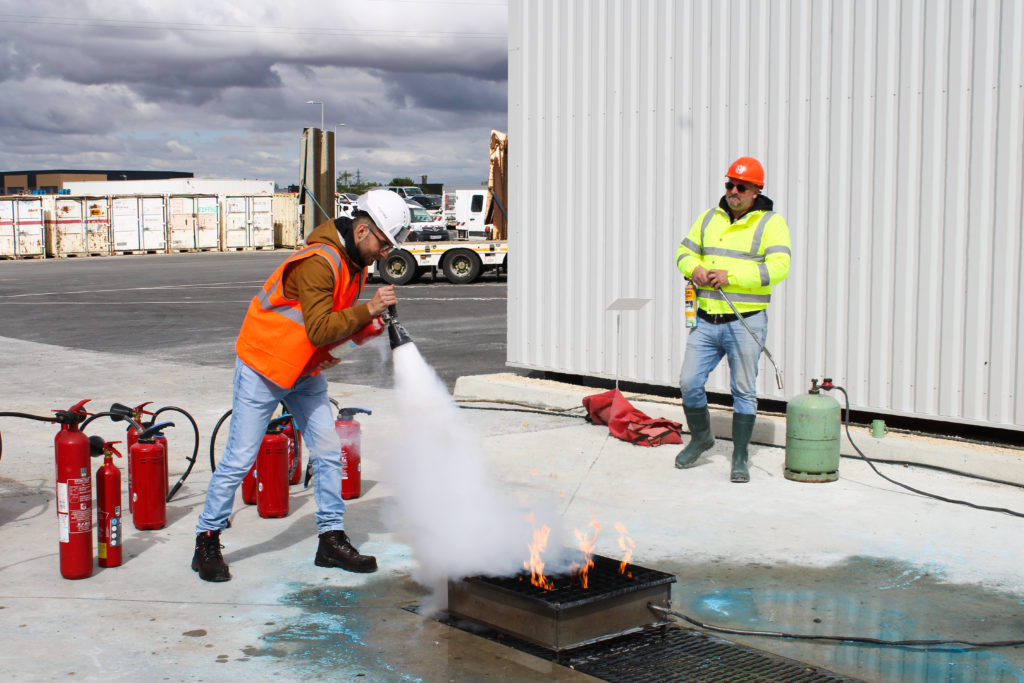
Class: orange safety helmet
726,157,765,187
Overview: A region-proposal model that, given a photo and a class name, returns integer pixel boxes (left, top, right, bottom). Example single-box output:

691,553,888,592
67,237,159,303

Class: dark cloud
382,71,506,114
0,1,509,186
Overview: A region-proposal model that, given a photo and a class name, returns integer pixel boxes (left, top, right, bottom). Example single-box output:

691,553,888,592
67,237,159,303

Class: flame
523,513,554,590
615,522,636,576
570,514,601,588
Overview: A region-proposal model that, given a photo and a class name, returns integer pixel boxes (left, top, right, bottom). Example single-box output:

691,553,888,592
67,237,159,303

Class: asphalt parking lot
0,250,510,390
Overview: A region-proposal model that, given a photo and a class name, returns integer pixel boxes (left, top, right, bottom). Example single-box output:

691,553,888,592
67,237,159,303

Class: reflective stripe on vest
235,243,363,388
695,209,777,312
253,245,343,326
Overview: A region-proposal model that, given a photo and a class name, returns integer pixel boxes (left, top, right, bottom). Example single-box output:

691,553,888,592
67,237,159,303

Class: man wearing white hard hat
192,189,410,582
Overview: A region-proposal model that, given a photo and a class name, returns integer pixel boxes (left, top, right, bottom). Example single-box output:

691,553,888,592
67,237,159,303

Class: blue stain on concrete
678,558,1024,683
694,589,759,623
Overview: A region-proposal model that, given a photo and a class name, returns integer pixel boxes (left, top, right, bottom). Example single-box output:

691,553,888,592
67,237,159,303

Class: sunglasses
725,181,754,194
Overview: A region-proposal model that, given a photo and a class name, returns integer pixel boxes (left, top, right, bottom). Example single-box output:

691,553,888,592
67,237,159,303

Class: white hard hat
356,189,411,246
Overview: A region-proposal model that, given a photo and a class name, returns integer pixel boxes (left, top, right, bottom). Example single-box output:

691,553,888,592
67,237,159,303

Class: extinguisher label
110,517,121,546
57,482,68,513
66,477,92,534
58,513,70,543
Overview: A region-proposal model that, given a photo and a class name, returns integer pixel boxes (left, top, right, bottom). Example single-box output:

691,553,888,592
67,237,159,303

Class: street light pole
305,100,323,130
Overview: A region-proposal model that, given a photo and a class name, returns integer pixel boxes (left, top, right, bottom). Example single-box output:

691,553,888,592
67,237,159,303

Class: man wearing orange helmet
674,157,791,482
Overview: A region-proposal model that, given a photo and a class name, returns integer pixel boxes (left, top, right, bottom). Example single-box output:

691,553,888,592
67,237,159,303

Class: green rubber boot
731,413,756,483
675,406,715,469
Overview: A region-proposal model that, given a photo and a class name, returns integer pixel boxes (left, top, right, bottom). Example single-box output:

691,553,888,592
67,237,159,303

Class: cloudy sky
0,0,508,188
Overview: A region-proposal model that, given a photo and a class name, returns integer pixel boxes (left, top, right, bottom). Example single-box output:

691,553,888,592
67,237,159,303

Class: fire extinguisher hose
151,406,200,502
209,408,232,473
0,410,102,462
210,400,305,474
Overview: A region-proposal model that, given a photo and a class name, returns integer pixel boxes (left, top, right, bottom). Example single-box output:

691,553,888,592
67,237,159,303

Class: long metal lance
715,288,784,390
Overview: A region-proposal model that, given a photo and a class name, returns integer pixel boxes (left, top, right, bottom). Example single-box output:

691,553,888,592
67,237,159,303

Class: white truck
373,238,508,285
443,187,492,240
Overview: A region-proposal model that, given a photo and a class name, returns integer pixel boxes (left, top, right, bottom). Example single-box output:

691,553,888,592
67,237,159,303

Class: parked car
405,202,448,241
386,185,425,198
410,194,442,211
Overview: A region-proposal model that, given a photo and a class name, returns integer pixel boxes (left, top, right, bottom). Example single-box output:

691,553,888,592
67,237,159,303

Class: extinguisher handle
338,407,372,421
139,421,175,441
67,399,91,415
268,414,293,431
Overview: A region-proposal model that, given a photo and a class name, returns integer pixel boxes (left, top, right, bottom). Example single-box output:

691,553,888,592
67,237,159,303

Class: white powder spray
382,342,566,611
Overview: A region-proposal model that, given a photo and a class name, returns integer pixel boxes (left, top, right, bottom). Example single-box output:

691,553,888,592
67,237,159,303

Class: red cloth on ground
582,388,683,447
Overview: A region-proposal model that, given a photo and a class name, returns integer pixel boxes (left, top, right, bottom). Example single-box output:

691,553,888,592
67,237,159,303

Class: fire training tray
447,553,676,652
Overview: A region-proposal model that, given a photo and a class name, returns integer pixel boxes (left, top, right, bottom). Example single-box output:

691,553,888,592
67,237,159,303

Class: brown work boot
192,530,231,582
314,530,378,573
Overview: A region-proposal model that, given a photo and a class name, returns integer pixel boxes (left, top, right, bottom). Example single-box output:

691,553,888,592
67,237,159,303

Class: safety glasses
725,181,753,194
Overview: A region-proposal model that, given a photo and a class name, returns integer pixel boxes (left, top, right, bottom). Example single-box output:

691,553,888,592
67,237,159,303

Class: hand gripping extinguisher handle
338,407,372,420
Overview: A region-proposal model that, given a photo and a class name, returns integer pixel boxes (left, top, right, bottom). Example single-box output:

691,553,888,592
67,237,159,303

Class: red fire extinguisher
303,315,387,376
257,415,292,518
283,417,303,485
54,399,93,580
131,421,173,530
112,402,154,514
92,438,124,568
336,408,370,500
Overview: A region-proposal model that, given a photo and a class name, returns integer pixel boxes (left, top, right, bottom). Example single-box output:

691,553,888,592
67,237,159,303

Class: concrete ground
1,337,1023,682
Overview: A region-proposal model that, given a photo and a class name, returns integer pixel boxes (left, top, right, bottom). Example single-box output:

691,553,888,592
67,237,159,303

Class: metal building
507,0,1024,432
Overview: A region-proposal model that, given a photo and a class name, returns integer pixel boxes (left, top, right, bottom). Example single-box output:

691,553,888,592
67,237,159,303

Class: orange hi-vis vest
235,243,365,389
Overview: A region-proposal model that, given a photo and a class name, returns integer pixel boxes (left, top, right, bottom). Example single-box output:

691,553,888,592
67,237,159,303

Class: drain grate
560,626,860,682
421,608,861,682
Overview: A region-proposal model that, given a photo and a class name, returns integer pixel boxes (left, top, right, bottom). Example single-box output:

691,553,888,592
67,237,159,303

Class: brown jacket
283,218,373,347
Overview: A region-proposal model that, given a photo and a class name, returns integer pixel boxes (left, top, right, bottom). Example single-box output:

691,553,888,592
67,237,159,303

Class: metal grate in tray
464,553,675,607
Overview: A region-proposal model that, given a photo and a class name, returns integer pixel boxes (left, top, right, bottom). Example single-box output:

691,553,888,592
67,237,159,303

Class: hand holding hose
368,285,397,316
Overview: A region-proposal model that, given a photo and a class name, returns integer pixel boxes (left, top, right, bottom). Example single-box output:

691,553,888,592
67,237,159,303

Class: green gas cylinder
785,379,841,482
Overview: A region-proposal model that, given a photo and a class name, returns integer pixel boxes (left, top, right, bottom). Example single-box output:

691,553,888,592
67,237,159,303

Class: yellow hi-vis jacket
675,197,791,315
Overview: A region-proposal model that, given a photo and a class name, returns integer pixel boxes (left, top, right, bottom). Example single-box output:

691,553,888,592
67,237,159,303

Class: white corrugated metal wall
507,0,1024,431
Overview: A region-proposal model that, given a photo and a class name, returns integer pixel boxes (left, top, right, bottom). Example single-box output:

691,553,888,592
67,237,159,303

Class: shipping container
168,195,219,251
223,195,274,249
273,193,301,248
49,196,111,256
507,0,1024,431
0,198,46,258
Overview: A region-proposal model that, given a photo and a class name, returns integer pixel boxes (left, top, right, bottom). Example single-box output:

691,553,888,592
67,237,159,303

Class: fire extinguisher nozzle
388,321,413,349
88,435,106,456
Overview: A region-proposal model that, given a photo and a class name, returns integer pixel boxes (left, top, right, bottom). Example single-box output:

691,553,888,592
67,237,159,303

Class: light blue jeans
196,358,345,534
679,311,767,415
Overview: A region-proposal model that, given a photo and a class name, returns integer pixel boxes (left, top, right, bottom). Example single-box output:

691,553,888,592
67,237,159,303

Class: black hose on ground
456,398,1024,489
150,406,200,501
649,604,1024,648
824,384,1024,519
